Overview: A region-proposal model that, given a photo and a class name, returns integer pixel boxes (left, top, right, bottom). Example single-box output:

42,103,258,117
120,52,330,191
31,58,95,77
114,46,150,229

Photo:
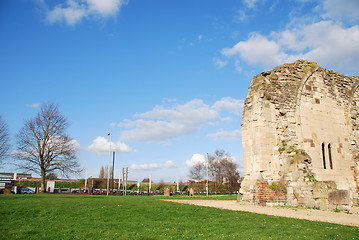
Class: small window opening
328,144,333,169
321,143,327,169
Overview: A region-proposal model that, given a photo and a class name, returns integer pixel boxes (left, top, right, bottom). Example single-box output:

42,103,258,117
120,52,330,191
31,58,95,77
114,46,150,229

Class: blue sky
1,0,358,182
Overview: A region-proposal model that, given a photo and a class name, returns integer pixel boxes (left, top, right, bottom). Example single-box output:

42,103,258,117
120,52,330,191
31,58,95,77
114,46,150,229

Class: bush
269,181,287,194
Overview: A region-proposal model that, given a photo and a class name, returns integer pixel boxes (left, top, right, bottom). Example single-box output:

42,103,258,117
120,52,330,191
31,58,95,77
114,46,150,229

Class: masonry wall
239,60,359,210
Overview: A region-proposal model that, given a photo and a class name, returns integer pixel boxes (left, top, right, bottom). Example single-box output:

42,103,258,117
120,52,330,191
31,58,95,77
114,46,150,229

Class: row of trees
188,150,240,193
0,103,81,192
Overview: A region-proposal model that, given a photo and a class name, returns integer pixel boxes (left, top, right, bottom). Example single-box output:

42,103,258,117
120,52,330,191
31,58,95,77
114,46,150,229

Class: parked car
20,187,35,194
59,188,70,193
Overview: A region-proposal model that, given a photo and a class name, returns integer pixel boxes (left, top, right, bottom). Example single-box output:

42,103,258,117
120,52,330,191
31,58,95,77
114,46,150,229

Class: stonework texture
239,60,359,210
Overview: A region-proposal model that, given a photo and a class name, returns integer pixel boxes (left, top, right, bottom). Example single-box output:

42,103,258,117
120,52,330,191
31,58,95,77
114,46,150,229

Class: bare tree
208,150,240,193
0,115,11,164
157,179,165,192
99,165,113,179
188,160,208,193
188,162,205,180
99,166,105,178
104,165,113,179
15,103,80,192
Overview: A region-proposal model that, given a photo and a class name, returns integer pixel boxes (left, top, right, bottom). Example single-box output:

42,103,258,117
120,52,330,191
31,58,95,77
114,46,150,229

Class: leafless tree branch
15,103,80,191
0,115,11,164
188,149,240,193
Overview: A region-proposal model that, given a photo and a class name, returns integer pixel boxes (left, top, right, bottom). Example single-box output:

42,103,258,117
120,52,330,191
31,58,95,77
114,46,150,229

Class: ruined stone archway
239,60,359,209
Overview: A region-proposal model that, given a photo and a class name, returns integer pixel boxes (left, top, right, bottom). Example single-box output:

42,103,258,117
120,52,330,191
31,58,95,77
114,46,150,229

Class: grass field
0,194,358,240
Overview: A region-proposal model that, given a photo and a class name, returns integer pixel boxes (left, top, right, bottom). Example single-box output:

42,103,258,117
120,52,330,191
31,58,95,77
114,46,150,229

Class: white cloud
71,139,81,149
46,0,86,25
185,153,206,168
235,10,252,22
321,0,359,23
10,149,31,158
131,160,177,170
119,99,219,142
162,98,177,103
86,0,124,16
208,129,242,140
43,0,129,26
222,0,359,74
235,0,267,23
117,97,244,142
222,32,288,69
243,0,258,9
212,97,244,115
87,136,132,154
222,21,359,73
213,58,228,69
25,103,40,108
220,117,234,122
198,34,203,42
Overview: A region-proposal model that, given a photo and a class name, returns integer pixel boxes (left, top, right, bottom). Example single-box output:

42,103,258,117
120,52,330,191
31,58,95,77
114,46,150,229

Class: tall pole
112,151,115,190
123,167,128,196
84,169,88,190
176,176,179,192
90,176,93,195
107,133,112,196
149,175,151,194
206,152,209,197
118,177,121,192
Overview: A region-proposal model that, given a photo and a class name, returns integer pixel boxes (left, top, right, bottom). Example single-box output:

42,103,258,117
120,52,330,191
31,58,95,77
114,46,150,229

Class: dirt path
164,200,359,227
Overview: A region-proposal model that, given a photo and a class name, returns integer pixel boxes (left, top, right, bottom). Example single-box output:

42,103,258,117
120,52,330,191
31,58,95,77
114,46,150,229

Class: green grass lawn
0,194,357,240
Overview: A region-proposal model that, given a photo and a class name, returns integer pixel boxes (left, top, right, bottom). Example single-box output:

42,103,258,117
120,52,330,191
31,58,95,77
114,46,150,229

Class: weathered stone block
317,198,329,210
293,188,301,199
328,190,351,205
312,182,328,199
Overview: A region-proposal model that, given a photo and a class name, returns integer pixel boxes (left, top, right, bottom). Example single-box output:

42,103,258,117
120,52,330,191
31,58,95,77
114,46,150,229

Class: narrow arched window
322,143,327,169
328,144,333,169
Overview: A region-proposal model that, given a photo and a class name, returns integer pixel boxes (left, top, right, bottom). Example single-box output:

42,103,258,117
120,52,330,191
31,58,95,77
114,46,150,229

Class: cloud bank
185,153,206,168
39,0,129,26
87,136,132,154
222,0,359,74
131,160,177,170
207,129,242,141
25,103,40,108
117,97,244,142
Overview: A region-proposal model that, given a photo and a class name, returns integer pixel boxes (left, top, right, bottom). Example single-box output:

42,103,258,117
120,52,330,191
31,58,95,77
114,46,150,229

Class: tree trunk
41,169,46,193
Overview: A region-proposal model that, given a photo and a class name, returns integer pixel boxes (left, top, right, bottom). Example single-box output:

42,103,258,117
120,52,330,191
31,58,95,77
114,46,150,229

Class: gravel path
164,200,359,227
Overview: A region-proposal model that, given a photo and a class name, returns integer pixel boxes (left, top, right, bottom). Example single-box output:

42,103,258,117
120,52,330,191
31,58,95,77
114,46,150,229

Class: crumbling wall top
244,60,358,117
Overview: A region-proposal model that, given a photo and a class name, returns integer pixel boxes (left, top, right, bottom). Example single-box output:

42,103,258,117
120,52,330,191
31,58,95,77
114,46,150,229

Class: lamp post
90,176,93,195
84,169,88,190
107,133,112,196
112,151,115,191
206,152,209,197
149,175,151,195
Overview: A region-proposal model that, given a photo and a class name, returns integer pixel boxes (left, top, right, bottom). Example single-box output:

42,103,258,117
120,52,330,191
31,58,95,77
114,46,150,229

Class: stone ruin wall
239,60,359,210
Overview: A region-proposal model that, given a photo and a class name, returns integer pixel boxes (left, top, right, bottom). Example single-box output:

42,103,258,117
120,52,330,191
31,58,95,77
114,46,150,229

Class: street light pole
84,169,88,190
90,176,93,195
112,151,115,191
107,133,112,196
206,152,209,197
